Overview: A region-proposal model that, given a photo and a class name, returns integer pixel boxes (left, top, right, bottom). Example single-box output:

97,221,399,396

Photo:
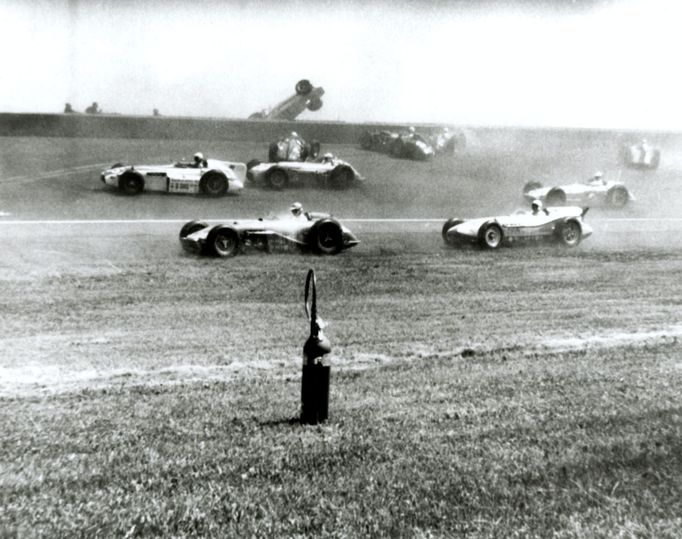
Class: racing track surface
1,135,682,395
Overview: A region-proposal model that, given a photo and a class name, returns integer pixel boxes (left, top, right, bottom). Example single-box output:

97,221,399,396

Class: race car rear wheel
607,186,629,208
479,223,503,249
310,219,344,255
179,220,208,239
200,172,228,197
207,226,240,257
309,141,321,159
545,188,566,206
523,181,543,195
329,165,354,189
557,219,582,247
390,138,404,158
268,142,281,162
442,218,464,247
359,132,373,150
266,169,288,190
245,159,260,183
119,172,144,195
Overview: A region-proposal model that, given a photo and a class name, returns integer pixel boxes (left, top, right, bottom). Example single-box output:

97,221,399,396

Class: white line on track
1,163,110,184
1,217,682,225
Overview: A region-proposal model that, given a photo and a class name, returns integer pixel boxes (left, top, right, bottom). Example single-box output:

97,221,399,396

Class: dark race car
267,132,321,163
359,130,434,161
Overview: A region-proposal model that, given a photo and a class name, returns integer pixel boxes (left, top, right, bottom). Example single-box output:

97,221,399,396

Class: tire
390,138,404,158
295,79,313,95
266,168,288,190
309,141,321,159
360,131,373,150
268,142,280,162
310,219,344,255
607,186,629,208
523,181,543,195
556,219,582,247
179,220,208,239
200,172,227,197
478,223,503,249
545,188,566,206
246,159,260,183
119,172,144,195
650,150,660,169
442,218,464,246
328,165,354,189
307,96,323,111
207,226,240,257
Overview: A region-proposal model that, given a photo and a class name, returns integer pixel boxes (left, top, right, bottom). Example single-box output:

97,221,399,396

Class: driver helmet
290,201,303,216
290,131,299,138
408,126,416,134
322,152,334,162
193,152,204,164
531,199,543,213
590,171,603,182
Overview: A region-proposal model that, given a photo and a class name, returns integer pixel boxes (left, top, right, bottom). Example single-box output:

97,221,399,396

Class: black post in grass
301,269,331,425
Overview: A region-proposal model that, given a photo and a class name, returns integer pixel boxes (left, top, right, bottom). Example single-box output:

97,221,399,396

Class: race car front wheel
557,220,582,247
479,223,503,249
310,220,344,255
179,220,208,240
266,169,288,190
119,172,144,195
329,165,354,189
207,226,240,257
607,186,629,208
200,172,228,197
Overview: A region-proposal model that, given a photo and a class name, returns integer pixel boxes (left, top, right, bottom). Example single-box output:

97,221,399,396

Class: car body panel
101,158,245,195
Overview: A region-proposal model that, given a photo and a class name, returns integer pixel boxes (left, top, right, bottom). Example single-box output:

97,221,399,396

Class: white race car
100,158,245,196
246,154,363,190
442,206,592,249
179,212,360,257
522,176,634,208
621,140,660,170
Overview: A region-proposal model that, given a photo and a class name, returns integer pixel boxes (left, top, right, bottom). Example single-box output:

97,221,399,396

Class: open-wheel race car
442,205,593,249
246,153,363,190
359,130,435,161
522,172,634,209
179,210,360,258
620,139,660,170
267,133,321,163
100,154,245,197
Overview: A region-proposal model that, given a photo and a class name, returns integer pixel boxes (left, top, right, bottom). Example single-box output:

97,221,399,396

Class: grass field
1,133,681,537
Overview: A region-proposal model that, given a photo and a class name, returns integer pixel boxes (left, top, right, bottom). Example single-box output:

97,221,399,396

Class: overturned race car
179,211,360,258
100,154,245,197
522,172,634,209
246,153,363,190
442,205,593,249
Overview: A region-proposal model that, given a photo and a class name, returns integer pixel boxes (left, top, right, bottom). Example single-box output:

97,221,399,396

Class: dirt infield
1,132,681,396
